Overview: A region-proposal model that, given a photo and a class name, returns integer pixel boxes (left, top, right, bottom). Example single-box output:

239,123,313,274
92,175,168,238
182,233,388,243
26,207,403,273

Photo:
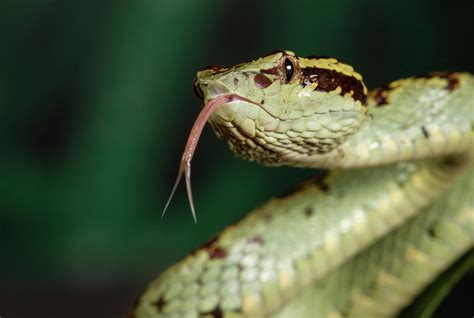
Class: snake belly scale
131,51,474,318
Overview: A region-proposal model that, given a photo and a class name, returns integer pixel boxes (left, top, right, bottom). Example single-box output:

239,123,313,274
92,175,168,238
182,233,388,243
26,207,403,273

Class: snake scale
131,51,474,317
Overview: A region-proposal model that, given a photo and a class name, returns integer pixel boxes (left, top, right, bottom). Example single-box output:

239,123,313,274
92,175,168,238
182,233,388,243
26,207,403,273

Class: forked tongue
162,94,257,222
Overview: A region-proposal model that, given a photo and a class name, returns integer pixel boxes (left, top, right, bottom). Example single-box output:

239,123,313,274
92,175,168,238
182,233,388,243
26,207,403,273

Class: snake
130,50,474,317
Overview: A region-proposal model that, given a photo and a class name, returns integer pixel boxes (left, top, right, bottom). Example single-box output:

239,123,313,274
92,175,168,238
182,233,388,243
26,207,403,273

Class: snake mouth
162,94,261,222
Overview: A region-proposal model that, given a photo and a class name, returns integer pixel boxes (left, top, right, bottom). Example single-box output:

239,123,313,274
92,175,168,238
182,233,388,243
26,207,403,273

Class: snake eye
284,58,295,82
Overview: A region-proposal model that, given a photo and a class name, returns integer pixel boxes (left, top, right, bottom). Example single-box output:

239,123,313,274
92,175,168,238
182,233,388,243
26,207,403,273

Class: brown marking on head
304,206,314,217
209,247,228,259
311,170,330,192
247,235,264,245
419,71,460,92
153,296,166,313
261,66,279,75
300,67,367,104
254,73,273,89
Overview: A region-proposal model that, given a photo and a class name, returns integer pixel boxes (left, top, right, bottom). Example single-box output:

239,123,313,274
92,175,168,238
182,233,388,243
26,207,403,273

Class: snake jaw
162,94,261,222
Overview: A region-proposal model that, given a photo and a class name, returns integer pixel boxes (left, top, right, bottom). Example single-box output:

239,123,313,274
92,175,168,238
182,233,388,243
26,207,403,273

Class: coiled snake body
132,51,473,317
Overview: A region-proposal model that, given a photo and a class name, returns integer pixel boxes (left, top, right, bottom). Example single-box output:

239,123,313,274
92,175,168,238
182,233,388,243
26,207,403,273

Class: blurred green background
1,0,473,317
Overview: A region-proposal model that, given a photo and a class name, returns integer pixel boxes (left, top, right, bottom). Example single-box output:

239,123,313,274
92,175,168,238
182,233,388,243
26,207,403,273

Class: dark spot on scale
254,73,273,89
209,247,228,259
196,234,228,260
428,227,437,238
234,78,239,86
446,78,459,91
304,207,314,217
300,67,367,104
247,235,264,245
153,296,166,313
311,170,330,192
442,155,465,167
201,306,224,318
421,126,429,138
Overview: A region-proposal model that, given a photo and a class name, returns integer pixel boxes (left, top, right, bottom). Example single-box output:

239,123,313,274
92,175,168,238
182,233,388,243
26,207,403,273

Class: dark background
1,0,473,317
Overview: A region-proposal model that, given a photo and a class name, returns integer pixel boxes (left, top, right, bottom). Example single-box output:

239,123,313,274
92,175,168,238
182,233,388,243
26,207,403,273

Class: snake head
194,50,368,165
164,51,368,220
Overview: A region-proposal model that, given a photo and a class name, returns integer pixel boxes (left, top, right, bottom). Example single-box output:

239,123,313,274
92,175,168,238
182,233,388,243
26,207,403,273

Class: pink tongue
162,94,257,222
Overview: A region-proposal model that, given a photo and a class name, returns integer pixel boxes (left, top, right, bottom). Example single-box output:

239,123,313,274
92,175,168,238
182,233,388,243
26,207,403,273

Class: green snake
131,51,474,317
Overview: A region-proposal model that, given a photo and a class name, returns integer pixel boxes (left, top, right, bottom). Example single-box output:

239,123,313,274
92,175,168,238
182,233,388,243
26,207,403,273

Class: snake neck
286,72,474,169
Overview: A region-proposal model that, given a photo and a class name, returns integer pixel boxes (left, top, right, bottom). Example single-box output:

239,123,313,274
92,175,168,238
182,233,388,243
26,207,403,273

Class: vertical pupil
284,58,294,82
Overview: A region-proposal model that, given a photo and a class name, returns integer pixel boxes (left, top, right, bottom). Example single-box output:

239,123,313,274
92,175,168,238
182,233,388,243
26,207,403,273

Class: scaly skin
131,51,474,317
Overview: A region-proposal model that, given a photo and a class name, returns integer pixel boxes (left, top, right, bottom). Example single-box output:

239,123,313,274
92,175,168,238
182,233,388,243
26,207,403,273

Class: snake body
131,51,473,317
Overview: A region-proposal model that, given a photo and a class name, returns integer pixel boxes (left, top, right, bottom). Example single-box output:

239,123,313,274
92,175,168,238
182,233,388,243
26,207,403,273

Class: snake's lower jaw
209,109,363,167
